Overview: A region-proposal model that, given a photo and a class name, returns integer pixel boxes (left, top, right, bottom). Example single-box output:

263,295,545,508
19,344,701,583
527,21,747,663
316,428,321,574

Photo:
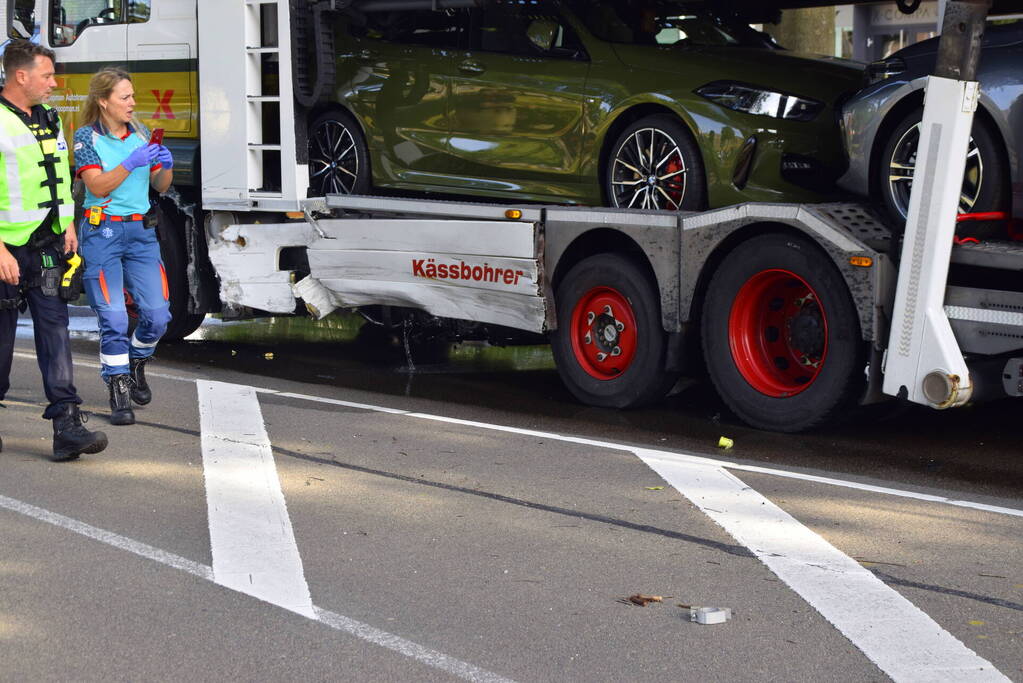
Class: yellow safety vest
0,103,74,247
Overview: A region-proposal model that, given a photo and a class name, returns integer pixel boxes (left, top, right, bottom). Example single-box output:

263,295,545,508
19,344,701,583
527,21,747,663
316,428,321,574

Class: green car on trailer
311,0,865,211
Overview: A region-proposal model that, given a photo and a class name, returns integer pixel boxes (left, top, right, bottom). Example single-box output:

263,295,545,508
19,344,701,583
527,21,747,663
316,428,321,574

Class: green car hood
611,44,865,105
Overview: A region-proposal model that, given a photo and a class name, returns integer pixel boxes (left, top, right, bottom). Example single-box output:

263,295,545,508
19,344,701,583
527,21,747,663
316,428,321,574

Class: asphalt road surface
1,310,1020,681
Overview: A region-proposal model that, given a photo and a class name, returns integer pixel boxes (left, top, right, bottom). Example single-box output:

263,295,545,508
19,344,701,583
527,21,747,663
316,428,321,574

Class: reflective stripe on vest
0,104,73,246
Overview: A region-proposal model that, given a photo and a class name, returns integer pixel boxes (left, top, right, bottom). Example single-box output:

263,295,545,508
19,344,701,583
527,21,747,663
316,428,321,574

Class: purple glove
155,144,174,170
121,144,159,172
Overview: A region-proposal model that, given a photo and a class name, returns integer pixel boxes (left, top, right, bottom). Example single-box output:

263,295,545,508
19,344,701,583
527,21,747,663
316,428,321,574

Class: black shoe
52,404,108,462
130,357,152,405
108,374,135,426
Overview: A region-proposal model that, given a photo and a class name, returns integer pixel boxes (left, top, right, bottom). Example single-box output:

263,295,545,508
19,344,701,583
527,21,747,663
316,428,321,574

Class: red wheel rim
569,286,638,380
728,269,828,397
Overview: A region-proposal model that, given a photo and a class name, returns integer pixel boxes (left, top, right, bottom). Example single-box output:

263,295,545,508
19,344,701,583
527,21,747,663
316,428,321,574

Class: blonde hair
80,67,147,137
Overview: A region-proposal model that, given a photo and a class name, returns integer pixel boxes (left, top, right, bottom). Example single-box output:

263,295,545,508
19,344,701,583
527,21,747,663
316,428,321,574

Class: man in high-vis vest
0,40,107,461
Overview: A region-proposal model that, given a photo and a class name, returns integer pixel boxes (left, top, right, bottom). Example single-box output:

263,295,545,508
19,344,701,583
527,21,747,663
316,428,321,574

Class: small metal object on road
682,605,732,624
718,436,734,449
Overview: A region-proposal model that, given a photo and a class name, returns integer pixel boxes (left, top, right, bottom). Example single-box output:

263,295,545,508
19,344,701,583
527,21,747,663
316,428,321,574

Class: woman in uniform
74,67,174,426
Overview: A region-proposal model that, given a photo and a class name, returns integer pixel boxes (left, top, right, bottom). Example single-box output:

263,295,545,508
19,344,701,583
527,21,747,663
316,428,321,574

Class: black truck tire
551,253,678,408
700,234,864,432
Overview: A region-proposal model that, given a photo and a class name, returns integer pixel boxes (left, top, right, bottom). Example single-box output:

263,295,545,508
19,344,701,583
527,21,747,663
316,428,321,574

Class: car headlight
695,81,824,122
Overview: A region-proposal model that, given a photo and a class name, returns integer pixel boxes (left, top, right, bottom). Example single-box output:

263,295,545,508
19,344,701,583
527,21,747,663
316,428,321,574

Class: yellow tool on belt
62,253,82,287
60,253,83,301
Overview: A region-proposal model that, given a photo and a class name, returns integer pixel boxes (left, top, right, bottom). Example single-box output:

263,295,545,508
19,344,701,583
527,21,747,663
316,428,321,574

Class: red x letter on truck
152,90,175,119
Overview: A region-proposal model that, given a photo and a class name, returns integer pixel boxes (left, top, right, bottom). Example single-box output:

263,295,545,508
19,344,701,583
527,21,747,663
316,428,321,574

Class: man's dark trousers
0,242,81,419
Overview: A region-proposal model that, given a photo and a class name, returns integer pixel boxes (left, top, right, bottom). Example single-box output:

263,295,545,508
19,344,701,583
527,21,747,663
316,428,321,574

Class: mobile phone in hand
149,128,164,145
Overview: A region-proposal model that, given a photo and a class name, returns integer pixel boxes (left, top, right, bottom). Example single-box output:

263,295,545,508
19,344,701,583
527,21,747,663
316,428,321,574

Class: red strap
956,211,1008,222
83,210,145,222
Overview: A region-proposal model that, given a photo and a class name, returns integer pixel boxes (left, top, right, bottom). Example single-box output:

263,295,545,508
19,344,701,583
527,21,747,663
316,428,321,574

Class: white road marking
23,349,1021,519
267,390,1012,679
9,348,1018,678
273,391,1023,520
0,493,513,683
0,493,213,580
197,380,315,618
637,455,1008,682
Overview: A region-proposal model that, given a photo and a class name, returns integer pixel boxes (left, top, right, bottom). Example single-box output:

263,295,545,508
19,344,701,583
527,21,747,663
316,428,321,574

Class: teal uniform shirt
73,122,161,216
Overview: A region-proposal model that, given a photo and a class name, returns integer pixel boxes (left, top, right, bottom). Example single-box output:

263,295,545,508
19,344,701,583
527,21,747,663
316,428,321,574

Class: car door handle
458,60,485,75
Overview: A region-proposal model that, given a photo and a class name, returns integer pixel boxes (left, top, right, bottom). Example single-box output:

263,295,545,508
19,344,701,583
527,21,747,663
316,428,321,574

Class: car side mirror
526,18,558,53
5,0,32,39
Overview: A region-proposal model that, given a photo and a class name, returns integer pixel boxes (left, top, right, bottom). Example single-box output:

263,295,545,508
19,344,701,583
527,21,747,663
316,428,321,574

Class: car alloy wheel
887,121,983,220
610,127,688,210
309,118,362,196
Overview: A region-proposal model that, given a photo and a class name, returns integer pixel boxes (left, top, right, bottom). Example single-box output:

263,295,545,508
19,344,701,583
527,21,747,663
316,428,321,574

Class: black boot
108,374,135,425
52,404,108,462
130,357,152,405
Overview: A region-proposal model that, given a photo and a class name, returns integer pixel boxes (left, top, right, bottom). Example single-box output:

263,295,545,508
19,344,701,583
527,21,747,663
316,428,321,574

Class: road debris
626,594,665,607
679,605,732,624
644,486,664,491
264,352,275,360
717,436,734,449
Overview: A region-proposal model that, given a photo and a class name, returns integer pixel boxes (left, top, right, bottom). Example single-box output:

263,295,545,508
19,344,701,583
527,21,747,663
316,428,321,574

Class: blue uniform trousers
81,217,171,380
0,243,81,419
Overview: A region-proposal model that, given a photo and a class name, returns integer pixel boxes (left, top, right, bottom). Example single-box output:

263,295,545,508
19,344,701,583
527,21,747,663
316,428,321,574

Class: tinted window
471,4,584,58
352,9,468,49
567,0,776,48
51,0,126,47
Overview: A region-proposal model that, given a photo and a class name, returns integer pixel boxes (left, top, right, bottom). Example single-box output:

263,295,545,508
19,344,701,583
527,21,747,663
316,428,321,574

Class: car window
351,9,469,50
51,0,125,47
566,0,776,48
470,4,585,58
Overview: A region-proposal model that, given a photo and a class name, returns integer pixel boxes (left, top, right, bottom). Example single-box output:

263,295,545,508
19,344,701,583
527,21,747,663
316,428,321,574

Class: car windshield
566,0,776,48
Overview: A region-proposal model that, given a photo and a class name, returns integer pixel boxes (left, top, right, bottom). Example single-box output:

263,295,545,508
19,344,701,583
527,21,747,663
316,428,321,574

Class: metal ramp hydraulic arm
882,0,992,408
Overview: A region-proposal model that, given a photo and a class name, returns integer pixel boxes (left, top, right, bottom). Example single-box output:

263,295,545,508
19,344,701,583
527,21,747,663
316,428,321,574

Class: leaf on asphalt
644,486,664,491
627,594,664,606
